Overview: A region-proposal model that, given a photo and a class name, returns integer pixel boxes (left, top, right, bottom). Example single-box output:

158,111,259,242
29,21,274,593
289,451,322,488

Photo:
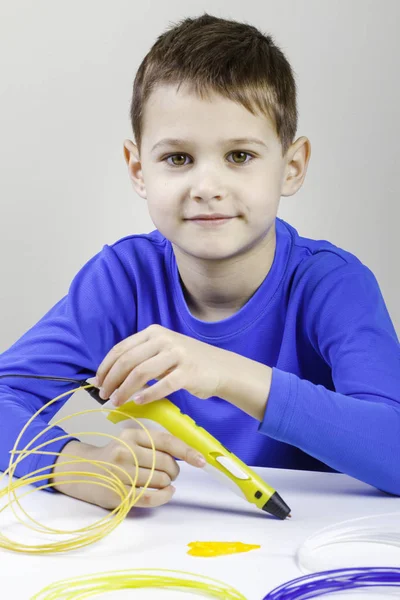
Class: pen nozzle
262,491,291,520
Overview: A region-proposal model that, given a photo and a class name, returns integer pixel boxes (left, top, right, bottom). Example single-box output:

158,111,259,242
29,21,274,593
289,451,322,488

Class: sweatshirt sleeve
0,244,137,490
258,260,400,495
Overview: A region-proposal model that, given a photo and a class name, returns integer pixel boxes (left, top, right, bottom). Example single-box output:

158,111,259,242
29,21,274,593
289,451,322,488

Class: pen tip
287,514,292,518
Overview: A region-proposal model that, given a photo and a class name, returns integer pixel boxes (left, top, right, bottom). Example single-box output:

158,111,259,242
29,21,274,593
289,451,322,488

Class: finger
134,485,176,508
99,339,160,401
135,467,174,489
117,429,181,480
109,462,172,489
112,351,178,406
122,374,178,406
124,467,173,489
134,447,181,482
111,436,180,482
95,330,149,388
97,483,176,510
103,468,173,490
135,429,206,469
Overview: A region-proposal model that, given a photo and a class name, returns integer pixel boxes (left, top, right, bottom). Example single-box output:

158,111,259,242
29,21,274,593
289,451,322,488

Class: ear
123,139,147,199
281,136,311,197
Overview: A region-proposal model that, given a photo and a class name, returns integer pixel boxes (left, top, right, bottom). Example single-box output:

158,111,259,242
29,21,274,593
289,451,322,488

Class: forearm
259,368,400,495
217,353,400,495
0,386,78,487
217,351,272,421
50,439,99,501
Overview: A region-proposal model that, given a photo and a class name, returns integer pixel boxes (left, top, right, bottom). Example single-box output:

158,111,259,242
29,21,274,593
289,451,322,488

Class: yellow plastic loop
31,568,248,599
0,385,248,599
0,385,156,553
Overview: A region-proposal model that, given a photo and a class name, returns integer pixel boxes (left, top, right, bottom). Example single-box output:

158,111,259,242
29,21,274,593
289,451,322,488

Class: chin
178,241,247,261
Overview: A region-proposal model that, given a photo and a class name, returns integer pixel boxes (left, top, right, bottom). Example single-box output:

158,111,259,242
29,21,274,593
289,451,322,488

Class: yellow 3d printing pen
0,373,291,518
91,389,291,520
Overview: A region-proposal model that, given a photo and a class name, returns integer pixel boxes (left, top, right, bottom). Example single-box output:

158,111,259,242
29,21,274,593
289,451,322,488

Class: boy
1,13,399,511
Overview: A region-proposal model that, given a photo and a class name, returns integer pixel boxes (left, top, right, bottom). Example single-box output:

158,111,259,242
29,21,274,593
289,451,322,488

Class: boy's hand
93,324,233,407
51,428,206,509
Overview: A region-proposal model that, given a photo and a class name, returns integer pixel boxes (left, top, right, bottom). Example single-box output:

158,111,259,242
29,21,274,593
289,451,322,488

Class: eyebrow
150,137,268,153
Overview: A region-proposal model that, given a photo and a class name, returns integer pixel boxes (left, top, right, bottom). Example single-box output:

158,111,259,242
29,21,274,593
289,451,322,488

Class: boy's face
124,83,309,262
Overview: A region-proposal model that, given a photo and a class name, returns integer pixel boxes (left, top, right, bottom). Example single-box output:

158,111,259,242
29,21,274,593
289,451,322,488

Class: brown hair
130,13,298,156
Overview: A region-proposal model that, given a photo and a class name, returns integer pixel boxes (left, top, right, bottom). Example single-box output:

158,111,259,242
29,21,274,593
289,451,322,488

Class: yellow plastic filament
0,384,157,553
30,568,248,599
0,383,248,599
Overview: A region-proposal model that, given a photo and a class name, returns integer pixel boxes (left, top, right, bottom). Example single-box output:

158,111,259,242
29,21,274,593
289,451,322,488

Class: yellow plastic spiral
0,384,248,599
0,385,157,553
30,568,247,599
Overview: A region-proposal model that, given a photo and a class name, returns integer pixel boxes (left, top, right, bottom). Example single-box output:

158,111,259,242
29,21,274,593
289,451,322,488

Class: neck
172,224,276,320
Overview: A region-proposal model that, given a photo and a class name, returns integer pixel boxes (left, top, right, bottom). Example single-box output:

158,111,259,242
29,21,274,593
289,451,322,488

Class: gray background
0,1,398,437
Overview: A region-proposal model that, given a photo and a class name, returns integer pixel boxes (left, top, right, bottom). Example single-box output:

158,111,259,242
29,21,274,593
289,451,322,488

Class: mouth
185,216,237,226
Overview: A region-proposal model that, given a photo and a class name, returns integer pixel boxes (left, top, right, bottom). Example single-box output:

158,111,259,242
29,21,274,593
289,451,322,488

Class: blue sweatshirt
1,217,399,494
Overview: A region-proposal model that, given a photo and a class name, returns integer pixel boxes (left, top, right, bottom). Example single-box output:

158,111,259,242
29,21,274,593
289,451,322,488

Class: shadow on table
126,499,274,520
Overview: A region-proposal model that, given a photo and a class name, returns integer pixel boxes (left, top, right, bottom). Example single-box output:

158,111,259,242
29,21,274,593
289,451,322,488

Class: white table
1,464,400,599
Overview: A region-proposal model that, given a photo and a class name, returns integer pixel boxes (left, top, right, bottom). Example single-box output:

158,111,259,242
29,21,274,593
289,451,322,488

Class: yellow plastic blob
187,541,261,557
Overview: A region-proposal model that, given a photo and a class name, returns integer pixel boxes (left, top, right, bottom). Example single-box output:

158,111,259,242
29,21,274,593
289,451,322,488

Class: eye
229,151,254,165
163,151,255,167
164,154,190,167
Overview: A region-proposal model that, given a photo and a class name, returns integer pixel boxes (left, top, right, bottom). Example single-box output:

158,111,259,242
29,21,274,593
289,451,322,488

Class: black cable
0,373,107,404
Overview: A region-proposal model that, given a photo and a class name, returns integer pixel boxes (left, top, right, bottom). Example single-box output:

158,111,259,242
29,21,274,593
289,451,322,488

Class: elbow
373,469,400,497
376,485,400,497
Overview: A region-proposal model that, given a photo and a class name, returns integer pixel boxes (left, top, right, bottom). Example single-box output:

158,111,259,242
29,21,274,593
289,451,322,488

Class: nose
189,177,225,202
